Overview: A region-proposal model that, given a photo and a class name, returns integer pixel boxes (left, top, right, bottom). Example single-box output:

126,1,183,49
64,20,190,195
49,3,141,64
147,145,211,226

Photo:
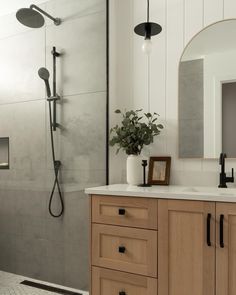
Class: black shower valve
54,160,61,169
51,47,61,57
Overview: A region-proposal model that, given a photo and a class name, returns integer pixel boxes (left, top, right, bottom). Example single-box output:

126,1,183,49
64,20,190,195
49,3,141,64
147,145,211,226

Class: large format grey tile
64,242,88,291
0,29,45,104
46,0,106,23
0,100,46,183
0,190,17,215
63,192,89,243
14,236,49,280
45,92,106,172
46,11,106,96
0,234,15,272
14,190,47,218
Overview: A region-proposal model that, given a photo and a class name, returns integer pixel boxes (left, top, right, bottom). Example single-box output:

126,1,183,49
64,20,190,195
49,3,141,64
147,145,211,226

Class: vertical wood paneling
133,0,149,111
149,0,167,155
184,0,204,44
109,0,134,183
165,0,185,172
224,0,236,18
150,0,166,116
204,0,224,26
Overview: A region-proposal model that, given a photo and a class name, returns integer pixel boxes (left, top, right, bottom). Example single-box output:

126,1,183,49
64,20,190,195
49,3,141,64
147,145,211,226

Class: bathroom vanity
86,184,236,295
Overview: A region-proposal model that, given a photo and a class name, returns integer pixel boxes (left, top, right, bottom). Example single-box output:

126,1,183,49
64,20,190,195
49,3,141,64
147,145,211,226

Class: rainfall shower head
38,67,51,98
16,4,61,28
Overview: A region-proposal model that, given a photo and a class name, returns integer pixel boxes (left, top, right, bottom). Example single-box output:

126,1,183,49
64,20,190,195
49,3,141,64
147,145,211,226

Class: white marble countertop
85,184,236,202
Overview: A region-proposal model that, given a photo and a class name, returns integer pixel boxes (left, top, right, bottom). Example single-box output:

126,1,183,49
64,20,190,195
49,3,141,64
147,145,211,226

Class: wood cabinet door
158,199,215,295
216,202,236,295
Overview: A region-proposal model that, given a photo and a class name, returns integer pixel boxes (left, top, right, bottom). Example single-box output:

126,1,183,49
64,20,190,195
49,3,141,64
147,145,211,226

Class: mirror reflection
179,19,236,158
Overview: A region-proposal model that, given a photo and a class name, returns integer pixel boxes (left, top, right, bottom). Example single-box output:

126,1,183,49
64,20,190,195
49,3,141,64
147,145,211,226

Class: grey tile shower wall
0,0,106,291
0,190,90,289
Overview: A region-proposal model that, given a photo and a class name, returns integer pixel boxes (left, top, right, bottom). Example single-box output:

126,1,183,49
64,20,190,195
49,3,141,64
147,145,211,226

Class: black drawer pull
118,246,126,253
119,292,126,295
118,208,126,215
207,213,211,246
220,214,224,248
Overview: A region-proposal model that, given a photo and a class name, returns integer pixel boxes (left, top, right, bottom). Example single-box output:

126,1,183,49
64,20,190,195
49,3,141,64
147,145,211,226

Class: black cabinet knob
118,208,126,215
119,292,126,295
118,246,126,253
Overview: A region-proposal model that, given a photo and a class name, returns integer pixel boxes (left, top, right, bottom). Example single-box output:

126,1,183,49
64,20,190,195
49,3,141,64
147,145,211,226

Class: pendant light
134,0,162,54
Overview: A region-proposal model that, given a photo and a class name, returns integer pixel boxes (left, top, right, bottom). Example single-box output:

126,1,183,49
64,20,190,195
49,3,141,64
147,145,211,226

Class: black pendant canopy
134,0,162,39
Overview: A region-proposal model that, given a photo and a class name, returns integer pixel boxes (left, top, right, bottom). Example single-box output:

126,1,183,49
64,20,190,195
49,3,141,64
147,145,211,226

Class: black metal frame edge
106,0,109,185
0,137,10,170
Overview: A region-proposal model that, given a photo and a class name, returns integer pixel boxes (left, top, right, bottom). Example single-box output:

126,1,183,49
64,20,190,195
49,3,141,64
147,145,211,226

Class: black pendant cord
134,0,162,38
48,100,64,218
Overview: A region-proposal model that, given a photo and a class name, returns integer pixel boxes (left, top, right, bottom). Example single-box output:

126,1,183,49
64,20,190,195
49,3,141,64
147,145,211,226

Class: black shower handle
119,292,126,295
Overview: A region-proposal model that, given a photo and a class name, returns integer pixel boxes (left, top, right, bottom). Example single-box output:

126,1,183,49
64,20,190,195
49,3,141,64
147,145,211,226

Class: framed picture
148,157,171,185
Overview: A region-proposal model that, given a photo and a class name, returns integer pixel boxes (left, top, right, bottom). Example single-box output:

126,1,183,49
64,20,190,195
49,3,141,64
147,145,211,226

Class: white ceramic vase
126,155,143,185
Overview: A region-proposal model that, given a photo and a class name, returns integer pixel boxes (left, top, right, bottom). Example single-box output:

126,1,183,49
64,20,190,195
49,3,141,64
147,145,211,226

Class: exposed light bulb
142,38,152,54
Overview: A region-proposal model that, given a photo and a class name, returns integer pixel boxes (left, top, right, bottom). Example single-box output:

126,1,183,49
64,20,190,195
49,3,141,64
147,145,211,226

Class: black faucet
218,153,234,188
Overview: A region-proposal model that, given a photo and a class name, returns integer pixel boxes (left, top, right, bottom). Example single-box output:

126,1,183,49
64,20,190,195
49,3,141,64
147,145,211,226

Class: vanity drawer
92,224,157,277
92,195,158,229
92,267,157,295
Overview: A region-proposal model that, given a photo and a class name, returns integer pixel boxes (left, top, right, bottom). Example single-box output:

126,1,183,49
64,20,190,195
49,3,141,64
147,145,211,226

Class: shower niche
0,137,9,169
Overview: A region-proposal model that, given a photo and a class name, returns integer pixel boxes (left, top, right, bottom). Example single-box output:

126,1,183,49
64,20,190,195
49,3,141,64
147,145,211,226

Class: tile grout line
0,90,107,106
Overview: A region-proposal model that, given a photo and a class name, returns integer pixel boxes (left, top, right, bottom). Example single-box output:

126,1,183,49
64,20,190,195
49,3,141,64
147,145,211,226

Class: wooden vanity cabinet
90,194,236,295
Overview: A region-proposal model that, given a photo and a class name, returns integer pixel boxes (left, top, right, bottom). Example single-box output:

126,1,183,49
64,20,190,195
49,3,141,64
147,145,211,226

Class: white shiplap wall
109,0,236,186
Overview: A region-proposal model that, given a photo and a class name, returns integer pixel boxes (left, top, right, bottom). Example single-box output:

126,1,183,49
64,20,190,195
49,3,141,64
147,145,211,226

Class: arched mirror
178,19,236,159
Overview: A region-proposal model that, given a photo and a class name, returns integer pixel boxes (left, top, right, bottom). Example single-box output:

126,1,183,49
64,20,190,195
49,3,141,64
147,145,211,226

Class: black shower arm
30,4,61,25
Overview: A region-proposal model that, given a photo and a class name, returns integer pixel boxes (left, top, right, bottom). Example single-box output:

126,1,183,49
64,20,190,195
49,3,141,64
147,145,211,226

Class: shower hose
48,99,64,218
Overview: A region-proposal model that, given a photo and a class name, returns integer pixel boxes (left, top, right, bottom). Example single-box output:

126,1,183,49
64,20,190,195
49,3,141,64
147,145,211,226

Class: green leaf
110,109,164,155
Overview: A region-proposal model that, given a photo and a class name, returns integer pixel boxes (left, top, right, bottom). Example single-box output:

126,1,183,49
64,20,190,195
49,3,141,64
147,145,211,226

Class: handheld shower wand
38,61,64,218
38,68,51,98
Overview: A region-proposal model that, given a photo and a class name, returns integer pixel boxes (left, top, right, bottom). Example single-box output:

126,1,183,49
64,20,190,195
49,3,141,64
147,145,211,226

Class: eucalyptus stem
110,109,164,156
